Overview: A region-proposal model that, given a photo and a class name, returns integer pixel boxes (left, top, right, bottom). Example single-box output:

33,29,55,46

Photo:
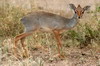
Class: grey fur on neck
65,14,78,28
72,13,78,19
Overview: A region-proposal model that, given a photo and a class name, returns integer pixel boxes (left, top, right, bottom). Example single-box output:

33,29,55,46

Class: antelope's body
21,11,78,32
14,4,90,58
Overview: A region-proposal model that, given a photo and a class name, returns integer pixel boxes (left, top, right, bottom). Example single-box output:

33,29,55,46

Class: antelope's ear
83,6,90,11
69,4,76,10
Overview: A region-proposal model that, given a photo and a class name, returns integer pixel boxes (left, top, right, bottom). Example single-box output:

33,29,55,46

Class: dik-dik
14,4,90,58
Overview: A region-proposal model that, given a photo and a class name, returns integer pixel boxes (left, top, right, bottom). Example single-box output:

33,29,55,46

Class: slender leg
14,33,32,58
53,30,63,56
21,37,29,58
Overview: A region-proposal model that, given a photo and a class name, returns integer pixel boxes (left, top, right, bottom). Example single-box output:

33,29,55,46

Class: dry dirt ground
31,46,100,66
1,46,99,66
0,38,100,66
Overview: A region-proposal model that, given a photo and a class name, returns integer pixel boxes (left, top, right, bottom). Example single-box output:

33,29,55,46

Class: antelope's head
69,4,90,18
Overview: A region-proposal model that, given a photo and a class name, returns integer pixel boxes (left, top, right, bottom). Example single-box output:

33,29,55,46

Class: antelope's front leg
53,30,64,58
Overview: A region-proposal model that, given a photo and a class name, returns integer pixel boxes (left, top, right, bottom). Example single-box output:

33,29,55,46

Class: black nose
78,16,80,19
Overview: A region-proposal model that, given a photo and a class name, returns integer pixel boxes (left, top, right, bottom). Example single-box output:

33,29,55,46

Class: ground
0,38,100,66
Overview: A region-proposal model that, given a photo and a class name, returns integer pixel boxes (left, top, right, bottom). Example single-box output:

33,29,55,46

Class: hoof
53,54,65,59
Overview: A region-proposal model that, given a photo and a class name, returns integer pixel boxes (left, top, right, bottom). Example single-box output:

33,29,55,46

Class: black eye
82,11,84,14
75,11,77,13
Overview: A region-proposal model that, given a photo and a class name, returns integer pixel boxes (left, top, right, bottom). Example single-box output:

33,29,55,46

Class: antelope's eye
75,11,77,13
74,10,77,13
82,11,84,14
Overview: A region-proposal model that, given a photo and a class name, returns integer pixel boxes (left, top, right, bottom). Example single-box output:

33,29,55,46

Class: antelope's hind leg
14,32,32,59
21,37,29,58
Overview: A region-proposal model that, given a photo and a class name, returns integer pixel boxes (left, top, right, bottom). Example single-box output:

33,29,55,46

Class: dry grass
0,38,100,66
0,3,100,66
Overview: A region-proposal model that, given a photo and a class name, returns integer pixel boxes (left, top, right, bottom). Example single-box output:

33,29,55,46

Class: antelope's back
20,11,69,30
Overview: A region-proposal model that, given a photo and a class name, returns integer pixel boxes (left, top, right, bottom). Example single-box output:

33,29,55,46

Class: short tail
20,18,24,22
20,17,26,24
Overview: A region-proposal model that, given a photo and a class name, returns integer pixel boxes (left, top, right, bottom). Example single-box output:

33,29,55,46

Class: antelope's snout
78,16,80,19
77,11,83,19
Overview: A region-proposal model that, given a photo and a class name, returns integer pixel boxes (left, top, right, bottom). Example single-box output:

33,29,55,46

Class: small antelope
14,4,90,58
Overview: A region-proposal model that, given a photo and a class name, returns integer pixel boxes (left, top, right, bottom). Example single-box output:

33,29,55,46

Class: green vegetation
96,5,100,12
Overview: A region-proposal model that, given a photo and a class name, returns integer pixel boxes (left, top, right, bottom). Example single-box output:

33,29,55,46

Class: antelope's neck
65,14,78,29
